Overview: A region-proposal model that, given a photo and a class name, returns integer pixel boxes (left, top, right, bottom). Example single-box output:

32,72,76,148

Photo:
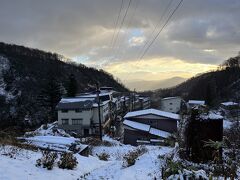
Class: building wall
57,109,94,135
160,98,182,113
58,109,93,126
123,128,151,146
92,103,109,124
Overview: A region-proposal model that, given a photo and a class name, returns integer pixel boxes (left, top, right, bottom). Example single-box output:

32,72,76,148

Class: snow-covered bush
36,150,57,170
58,152,78,170
163,158,183,179
122,146,147,167
167,169,208,180
97,152,110,161
25,122,70,137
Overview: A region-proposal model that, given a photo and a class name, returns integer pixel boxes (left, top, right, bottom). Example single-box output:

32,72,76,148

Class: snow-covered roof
123,120,172,138
78,92,111,98
56,99,94,110
25,135,79,145
221,101,238,106
149,128,171,138
60,97,95,103
162,96,181,100
92,100,110,107
124,108,180,120
123,120,150,132
188,100,205,105
199,112,223,120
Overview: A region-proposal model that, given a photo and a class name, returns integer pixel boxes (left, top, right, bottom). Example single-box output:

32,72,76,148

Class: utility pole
96,83,102,141
131,92,134,111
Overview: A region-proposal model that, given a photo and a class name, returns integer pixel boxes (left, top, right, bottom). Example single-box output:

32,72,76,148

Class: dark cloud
0,0,239,67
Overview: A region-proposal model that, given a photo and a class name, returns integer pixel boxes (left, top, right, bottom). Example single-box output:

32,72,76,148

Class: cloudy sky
0,0,240,85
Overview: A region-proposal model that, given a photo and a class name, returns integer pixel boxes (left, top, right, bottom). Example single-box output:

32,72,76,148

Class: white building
188,100,205,108
56,93,112,136
160,97,182,113
139,96,151,110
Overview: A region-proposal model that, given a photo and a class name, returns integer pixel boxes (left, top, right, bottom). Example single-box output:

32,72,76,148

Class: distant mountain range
155,54,240,105
125,77,186,91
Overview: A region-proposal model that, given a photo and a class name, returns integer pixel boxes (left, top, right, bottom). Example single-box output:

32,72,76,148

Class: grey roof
56,100,93,110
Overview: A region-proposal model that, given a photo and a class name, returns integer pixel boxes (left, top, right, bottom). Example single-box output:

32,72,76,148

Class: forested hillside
0,42,128,128
155,54,240,106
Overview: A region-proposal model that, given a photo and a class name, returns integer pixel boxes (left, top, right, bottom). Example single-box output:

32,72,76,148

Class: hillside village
0,1,240,178
1,80,240,179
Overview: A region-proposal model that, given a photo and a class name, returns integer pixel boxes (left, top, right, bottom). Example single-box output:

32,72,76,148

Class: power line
137,0,174,59
112,0,133,52
118,0,141,60
125,0,140,31
139,0,184,60
109,0,124,49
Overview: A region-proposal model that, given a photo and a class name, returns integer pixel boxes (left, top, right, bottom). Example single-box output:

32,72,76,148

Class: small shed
123,108,180,146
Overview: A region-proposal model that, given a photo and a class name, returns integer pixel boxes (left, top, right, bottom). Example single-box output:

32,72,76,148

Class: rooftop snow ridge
162,96,180,100
221,101,238,106
123,119,150,132
124,108,180,120
60,97,95,103
188,100,205,105
123,119,171,138
199,111,223,120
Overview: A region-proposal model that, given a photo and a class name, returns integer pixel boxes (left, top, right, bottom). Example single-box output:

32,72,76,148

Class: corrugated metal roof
56,100,93,110
124,108,180,120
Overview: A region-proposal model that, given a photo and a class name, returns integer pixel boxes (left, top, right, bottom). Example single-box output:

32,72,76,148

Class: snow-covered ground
0,146,107,180
0,134,173,180
223,119,233,129
88,145,172,180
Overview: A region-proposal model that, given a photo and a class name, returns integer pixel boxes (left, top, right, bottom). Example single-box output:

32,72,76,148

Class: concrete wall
57,109,94,136
58,109,93,126
92,103,109,124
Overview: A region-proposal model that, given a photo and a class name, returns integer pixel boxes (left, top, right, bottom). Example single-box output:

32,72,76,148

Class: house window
169,103,173,105
75,109,82,113
72,119,83,125
62,119,69,125
61,109,68,113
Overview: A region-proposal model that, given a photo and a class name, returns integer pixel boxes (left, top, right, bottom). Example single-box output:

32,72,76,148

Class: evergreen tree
66,74,78,97
38,76,62,123
205,80,217,106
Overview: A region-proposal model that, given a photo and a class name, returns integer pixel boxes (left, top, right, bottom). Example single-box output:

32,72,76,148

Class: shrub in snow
122,146,147,167
163,134,176,147
167,169,208,180
97,152,110,161
58,152,78,170
68,143,80,153
36,150,57,170
84,137,114,147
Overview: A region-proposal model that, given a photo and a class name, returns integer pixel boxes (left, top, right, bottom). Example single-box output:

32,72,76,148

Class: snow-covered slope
0,135,173,180
0,147,107,180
